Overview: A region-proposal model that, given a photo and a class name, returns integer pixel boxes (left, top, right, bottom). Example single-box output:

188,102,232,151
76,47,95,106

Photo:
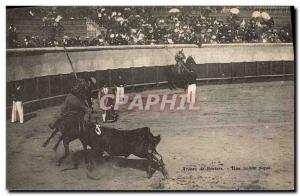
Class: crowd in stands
7,7,293,48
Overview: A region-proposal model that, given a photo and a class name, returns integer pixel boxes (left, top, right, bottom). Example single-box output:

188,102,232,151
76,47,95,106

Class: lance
63,44,78,79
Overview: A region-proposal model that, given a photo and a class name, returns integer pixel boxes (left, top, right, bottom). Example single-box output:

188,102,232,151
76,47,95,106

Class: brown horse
165,56,197,90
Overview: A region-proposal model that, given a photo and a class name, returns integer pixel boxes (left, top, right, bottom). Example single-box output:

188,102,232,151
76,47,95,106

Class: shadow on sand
63,149,150,173
24,112,37,122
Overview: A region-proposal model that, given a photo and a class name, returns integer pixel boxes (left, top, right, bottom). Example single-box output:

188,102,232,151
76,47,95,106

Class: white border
2,0,297,6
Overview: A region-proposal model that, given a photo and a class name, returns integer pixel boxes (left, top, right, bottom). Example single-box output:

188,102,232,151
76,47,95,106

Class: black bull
42,118,168,178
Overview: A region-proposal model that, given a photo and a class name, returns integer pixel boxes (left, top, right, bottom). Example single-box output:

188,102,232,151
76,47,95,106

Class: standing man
7,24,18,48
11,82,24,124
99,84,109,122
85,77,97,108
114,73,125,108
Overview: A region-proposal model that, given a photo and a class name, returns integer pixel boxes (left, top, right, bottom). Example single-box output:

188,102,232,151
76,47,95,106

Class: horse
165,56,197,90
42,113,90,166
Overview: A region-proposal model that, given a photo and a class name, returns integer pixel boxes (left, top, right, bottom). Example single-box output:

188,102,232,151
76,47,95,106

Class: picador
48,78,92,131
43,78,93,153
43,77,168,179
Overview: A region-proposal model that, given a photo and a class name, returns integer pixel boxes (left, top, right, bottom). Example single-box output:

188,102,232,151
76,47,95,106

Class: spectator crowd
7,7,293,48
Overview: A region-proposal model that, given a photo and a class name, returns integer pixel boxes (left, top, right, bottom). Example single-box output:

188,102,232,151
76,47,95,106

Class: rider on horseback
48,78,92,130
175,49,189,74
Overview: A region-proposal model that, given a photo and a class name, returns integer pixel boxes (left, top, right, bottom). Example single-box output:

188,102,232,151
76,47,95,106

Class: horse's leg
170,80,177,90
146,159,157,179
87,147,99,171
167,75,174,90
53,135,63,151
80,140,88,164
42,128,59,147
57,138,70,166
169,77,177,90
151,150,168,179
167,81,172,90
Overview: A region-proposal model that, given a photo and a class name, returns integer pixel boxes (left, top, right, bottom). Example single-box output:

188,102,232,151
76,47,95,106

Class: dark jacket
12,86,23,102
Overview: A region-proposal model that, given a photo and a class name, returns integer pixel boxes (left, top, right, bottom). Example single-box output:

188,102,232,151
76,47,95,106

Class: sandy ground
7,81,294,190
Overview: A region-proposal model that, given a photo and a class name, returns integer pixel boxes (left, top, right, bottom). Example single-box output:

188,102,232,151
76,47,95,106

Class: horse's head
186,56,196,66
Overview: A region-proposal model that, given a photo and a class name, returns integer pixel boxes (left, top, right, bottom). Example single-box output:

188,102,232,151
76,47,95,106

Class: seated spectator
6,7,293,48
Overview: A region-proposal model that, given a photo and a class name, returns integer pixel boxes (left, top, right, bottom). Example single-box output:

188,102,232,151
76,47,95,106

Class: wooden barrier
6,44,294,114
6,43,293,81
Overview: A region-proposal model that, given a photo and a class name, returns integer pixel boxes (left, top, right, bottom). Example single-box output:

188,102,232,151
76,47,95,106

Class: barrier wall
6,43,295,113
7,43,294,82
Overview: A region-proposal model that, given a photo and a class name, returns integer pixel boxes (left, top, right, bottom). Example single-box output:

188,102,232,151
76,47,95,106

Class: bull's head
147,134,161,154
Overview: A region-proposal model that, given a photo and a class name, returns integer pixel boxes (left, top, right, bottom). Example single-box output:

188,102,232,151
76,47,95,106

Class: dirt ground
7,81,294,191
